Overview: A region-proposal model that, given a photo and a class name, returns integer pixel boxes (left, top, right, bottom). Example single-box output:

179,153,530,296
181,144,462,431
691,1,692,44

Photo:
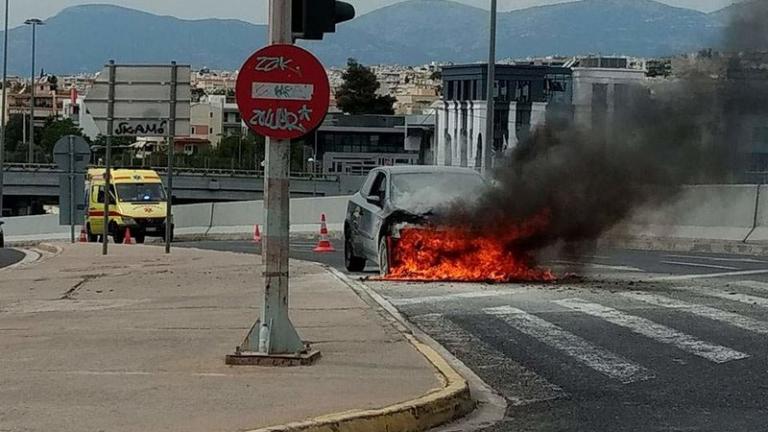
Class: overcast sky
8,0,738,27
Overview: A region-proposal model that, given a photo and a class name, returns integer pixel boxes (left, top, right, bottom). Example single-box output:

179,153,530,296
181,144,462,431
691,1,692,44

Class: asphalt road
0,248,24,269
181,240,768,432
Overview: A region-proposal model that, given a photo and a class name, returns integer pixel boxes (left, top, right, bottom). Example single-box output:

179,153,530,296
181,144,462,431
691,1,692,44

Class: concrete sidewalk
0,244,464,432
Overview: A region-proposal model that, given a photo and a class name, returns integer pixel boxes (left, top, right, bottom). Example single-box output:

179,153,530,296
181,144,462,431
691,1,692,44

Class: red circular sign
236,44,330,140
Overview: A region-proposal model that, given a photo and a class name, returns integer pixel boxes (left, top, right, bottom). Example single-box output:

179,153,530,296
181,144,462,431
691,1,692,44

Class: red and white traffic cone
123,227,134,245
79,228,88,243
253,224,262,243
313,214,335,253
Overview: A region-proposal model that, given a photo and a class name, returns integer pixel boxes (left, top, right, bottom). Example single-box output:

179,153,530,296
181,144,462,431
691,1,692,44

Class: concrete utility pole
482,0,497,176
0,0,9,216
25,19,44,164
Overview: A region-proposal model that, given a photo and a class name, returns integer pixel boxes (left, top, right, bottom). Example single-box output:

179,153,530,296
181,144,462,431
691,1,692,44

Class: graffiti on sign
254,56,302,76
114,120,168,136
249,105,313,133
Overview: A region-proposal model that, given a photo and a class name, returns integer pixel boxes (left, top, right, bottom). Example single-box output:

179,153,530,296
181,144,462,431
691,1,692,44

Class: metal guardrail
2,163,339,182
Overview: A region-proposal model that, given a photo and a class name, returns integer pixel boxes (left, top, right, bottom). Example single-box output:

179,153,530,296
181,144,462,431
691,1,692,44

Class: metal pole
252,0,304,355
0,0,9,217
69,135,75,243
102,61,116,255
165,61,178,254
28,23,36,164
482,0,497,176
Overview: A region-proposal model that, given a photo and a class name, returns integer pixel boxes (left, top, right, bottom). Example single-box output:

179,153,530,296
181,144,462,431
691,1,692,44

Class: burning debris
381,0,768,283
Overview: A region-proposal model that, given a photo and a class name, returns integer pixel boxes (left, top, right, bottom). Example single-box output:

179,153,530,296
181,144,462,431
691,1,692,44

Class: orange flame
385,212,556,283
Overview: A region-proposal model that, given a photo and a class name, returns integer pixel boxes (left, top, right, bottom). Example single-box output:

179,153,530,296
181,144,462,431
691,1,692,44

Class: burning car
344,166,487,275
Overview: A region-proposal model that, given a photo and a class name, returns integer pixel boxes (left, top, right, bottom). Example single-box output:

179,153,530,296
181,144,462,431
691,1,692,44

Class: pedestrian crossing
402,279,768,408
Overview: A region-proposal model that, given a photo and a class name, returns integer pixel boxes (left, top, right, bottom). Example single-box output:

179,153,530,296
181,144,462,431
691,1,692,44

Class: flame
384,212,556,283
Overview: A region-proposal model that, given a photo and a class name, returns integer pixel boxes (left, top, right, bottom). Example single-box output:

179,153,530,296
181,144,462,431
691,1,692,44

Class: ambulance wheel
135,233,146,244
112,225,124,244
86,224,99,243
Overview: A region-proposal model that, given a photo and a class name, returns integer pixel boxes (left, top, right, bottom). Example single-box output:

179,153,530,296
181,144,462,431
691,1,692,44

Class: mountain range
0,0,745,74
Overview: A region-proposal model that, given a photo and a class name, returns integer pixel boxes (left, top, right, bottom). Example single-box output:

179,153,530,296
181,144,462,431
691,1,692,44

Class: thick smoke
444,0,768,260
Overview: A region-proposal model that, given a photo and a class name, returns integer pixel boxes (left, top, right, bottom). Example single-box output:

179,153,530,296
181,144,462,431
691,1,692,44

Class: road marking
675,286,768,309
555,299,749,364
620,291,768,335
391,289,521,306
550,260,644,272
732,280,768,293
413,313,567,406
665,255,768,264
660,261,739,271
647,269,768,282
483,306,653,384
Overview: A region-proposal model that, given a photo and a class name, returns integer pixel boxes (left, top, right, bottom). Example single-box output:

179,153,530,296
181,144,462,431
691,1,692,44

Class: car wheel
0,232,4,248
135,233,146,244
86,224,99,243
112,225,124,244
378,236,390,276
344,236,366,272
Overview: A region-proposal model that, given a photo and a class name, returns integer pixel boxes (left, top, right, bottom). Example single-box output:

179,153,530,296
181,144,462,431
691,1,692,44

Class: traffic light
292,0,355,41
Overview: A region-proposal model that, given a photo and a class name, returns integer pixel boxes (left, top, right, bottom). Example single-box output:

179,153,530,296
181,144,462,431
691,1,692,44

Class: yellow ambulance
85,169,172,244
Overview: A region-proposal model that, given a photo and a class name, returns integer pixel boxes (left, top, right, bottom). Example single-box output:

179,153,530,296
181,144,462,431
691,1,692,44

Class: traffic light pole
226,0,317,365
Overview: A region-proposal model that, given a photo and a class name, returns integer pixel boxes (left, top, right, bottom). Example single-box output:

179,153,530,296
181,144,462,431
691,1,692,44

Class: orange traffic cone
123,227,134,245
79,228,88,243
253,224,262,243
313,214,335,253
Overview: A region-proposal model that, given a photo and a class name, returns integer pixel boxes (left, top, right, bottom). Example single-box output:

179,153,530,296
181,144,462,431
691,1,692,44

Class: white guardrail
5,185,768,246
3,196,351,244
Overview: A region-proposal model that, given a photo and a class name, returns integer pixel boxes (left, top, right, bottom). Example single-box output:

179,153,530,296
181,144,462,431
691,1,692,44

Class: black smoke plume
444,0,768,260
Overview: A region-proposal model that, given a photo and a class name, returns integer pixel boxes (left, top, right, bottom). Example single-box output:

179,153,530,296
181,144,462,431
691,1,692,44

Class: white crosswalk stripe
675,286,768,309
619,291,768,335
484,305,654,384
391,289,522,306
732,280,768,293
413,313,567,406
555,299,749,364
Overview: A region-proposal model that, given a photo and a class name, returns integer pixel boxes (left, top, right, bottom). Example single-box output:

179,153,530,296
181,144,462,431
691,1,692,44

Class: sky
7,0,739,27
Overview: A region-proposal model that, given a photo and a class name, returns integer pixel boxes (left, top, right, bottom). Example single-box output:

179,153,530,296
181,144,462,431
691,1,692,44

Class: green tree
3,114,26,156
39,118,85,161
335,59,396,115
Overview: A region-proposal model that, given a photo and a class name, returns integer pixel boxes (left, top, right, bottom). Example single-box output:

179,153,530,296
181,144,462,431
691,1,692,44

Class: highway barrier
7,186,768,254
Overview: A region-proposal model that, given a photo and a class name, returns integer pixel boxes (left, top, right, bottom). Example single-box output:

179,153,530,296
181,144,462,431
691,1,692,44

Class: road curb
600,236,768,257
245,267,476,432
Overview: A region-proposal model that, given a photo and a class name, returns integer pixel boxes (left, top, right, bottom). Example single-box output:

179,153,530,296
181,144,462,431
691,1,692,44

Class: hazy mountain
0,0,731,74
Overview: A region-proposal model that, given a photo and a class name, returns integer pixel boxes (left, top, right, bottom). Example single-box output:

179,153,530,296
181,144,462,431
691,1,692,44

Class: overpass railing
2,163,339,181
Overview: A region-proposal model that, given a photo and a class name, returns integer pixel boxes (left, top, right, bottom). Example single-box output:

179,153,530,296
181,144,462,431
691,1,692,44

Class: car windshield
116,183,166,202
390,172,486,213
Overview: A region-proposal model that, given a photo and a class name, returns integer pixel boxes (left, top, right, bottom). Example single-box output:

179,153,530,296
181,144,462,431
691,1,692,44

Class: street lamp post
24,18,44,165
0,0,9,216
482,0,497,176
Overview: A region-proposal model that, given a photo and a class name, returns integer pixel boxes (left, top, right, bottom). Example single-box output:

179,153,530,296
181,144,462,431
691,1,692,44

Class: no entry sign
236,44,331,140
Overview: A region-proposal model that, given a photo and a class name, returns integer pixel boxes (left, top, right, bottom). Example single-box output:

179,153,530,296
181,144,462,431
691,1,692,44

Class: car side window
369,173,387,203
361,171,378,196
96,186,105,204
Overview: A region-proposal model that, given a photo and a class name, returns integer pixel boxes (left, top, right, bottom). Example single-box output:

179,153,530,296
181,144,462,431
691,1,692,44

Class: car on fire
344,166,486,275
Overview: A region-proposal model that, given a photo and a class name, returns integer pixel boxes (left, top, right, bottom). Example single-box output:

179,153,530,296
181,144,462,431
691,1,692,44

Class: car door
357,170,388,257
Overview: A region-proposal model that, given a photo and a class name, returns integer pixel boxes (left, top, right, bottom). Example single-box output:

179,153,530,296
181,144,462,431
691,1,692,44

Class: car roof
375,165,482,176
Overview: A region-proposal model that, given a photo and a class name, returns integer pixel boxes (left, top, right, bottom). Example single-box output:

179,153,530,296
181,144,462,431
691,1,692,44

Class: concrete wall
8,185,768,248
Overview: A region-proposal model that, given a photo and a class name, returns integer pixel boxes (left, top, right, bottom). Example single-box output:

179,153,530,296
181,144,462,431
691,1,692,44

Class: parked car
344,166,486,274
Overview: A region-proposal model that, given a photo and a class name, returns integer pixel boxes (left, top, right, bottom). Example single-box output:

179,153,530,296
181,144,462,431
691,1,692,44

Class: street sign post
53,135,90,243
84,62,191,255
226,10,329,365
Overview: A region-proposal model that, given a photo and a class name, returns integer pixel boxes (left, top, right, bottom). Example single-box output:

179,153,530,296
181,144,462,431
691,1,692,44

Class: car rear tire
0,232,4,248
344,236,366,272
378,236,390,276
135,233,146,244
